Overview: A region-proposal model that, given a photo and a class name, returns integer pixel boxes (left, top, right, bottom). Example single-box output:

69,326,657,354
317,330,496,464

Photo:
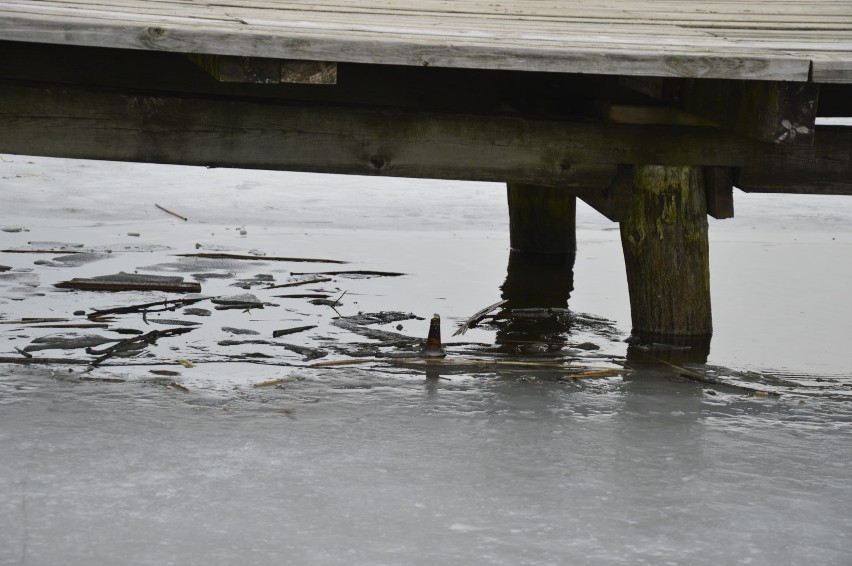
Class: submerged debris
149,319,202,327
252,377,297,388
24,334,117,352
222,327,261,336
454,299,507,336
177,252,347,264
2,317,68,325
272,325,317,338
88,297,208,318
148,369,180,377
231,275,275,289
3,241,85,254
290,270,404,279
211,293,264,310
87,328,197,367
55,272,201,293
218,339,327,361
332,312,422,345
184,307,212,317
266,276,332,289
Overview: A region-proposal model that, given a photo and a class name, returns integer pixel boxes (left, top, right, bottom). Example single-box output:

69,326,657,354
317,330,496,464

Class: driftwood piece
28,323,110,329
88,297,208,318
55,272,201,293
272,325,317,338
177,252,347,264
0,356,94,365
217,339,326,360
87,327,196,367
290,270,405,278
453,300,508,336
155,203,188,221
24,334,117,352
265,277,333,289
150,369,180,376
1,317,68,324
211,293,264,310
149,319,202,327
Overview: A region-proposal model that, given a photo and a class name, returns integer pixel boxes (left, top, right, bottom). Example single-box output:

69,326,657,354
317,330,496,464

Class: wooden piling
506,184,576,254
620,165,712,339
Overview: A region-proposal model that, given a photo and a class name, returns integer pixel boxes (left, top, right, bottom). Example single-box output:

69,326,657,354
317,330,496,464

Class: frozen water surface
1,156,851,565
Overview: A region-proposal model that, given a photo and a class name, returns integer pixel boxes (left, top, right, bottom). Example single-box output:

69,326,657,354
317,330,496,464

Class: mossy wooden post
506,184,576,254
620,165,712,339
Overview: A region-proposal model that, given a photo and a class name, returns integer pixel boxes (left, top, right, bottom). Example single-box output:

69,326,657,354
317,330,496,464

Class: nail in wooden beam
703,166,735,219
187,54,337,84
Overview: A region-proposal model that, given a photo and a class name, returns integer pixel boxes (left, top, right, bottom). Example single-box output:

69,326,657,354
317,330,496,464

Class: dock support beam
506,184,576,254
620,165,712,340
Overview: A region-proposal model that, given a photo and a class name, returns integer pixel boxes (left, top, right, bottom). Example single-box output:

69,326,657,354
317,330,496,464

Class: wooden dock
1,0,851,81
1,0,851,346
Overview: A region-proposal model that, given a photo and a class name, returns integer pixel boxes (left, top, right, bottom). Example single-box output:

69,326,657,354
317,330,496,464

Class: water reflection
626,333,712,366
495,251,575,352
493,249,712,365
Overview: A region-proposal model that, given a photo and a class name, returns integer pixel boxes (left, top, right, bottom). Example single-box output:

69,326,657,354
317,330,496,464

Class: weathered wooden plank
809,54,852,84
30,0,852,23
0,82,849,192
0,1,825,81
736,165,852,195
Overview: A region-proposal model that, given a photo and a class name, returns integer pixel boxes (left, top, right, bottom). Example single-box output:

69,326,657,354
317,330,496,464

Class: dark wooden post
506,184,576,254
620,165,712,339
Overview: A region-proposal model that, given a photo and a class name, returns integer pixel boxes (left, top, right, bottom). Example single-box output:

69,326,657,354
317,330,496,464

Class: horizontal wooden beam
0,82,849,193
736,163,852,195
621,77,820,145
187,53,337,85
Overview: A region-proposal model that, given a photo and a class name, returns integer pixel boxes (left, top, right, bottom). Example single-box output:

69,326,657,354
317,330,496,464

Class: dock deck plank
1,0,850,81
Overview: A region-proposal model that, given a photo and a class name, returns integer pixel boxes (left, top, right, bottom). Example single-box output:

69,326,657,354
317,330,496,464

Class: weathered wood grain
2,0,849,82
0,82,849,192
506,184,577,254
620,165,712,337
